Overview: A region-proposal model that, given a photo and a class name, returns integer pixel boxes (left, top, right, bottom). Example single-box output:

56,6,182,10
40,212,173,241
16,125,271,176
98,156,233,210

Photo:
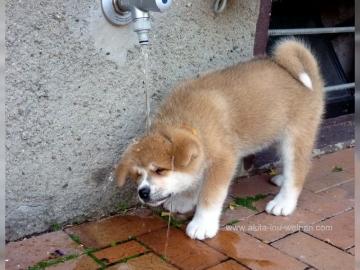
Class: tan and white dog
115,39,324,240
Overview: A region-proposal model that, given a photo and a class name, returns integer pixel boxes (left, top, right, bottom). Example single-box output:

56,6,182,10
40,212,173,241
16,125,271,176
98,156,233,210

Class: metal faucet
101,0,172,45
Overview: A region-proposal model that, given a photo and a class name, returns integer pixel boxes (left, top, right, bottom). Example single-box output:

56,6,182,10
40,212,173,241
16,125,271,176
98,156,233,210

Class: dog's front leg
186,156,237,240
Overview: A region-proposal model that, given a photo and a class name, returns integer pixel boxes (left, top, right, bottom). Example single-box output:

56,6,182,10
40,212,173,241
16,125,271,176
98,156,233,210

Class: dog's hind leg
186,152,237,240
270,174,285,187
270,141,286,187
266,126,317,216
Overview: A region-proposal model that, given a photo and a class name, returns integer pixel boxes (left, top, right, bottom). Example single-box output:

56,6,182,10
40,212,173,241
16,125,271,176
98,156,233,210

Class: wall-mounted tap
101,0,172,45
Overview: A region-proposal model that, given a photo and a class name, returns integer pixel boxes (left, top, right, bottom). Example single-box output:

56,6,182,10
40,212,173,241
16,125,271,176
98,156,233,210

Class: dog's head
115,127,204,206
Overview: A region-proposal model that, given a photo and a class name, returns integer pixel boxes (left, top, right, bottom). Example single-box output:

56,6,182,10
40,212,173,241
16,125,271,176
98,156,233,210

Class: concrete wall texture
5,0,260,240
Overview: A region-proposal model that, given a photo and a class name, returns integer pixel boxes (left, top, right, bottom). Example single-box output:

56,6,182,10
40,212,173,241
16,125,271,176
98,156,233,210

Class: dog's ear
174,138,199,167
159,128,200,168
115,155,135,187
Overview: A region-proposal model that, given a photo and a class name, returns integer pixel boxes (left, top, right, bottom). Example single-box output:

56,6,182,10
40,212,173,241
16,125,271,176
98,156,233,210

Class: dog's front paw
186,217,219,240
265,191,297,216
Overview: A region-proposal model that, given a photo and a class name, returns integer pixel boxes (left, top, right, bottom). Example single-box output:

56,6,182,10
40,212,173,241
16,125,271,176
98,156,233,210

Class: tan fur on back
153,53,324,160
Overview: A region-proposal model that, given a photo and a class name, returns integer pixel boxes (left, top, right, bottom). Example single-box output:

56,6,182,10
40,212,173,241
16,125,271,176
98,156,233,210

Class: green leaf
230,194,268,211
50,223,61,231
332,165,343,172
225,219,240,226
69,234,81,244
28,254,78,270
116,202,130,213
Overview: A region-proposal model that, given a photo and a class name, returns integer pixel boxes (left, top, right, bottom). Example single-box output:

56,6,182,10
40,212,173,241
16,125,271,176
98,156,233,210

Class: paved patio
6,148,354,270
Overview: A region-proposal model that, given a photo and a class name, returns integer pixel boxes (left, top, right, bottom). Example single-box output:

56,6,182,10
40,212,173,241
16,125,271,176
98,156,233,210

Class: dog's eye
154,168,167,175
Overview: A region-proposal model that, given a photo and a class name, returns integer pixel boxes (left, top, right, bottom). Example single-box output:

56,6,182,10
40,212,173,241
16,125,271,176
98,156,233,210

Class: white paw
186,217,219,240
265,190,298,216
271,174,285,187
163,195,196,214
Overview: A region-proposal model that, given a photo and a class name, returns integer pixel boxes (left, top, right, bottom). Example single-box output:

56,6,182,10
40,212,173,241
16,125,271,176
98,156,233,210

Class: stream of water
164,156,175,257
102,45,172,252
164,198,172,258
140,45,151,133
141,45,172,254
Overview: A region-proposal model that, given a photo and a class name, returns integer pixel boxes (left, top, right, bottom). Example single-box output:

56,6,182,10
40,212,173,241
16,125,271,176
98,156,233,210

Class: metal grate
266,0,354,118
268,27,355,94
268,26,354,36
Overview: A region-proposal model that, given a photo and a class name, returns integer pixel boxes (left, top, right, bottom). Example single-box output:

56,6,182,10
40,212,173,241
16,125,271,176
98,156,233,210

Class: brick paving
309,210,354,249
347,247,355,256
271,232,354,270
232,209,322,243
5,148,355,270
304,148,354,193
207,260,248,270
46,256,99,270
92,240,147,266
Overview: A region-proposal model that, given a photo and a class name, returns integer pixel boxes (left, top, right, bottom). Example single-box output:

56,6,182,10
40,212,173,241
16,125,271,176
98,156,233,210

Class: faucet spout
118,0,172,13
131,7,151,45
101,0,172,44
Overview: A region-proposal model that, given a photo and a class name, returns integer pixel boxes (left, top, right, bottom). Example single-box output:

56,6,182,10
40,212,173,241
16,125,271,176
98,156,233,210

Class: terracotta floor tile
305,148,354,193
5,231,83,270
220,207,257,227
92,240,146,265
297,189,353,219
318,180,354,207
230,174,279,197
252,195,275,212
221,175,277,227
46,255,99,270
138,227,226,270
207,260,248,270
272,232,354,270
221,195,274,227
223,194,274,217
107,253,178,270
307,210,354,250
205,230,306,270
65,215,166,249
347,247,355,256
125,207,155,217
231,209,322,243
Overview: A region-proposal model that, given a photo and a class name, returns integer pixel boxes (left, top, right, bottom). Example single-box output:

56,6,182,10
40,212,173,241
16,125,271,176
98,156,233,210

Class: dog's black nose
138,187,150,201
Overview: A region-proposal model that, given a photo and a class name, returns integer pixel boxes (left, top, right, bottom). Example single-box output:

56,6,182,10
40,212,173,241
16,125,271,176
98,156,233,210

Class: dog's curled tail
272,39,322,91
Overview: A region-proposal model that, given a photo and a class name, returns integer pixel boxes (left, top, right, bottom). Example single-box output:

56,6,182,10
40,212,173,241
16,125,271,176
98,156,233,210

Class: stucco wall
5,0,260,240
